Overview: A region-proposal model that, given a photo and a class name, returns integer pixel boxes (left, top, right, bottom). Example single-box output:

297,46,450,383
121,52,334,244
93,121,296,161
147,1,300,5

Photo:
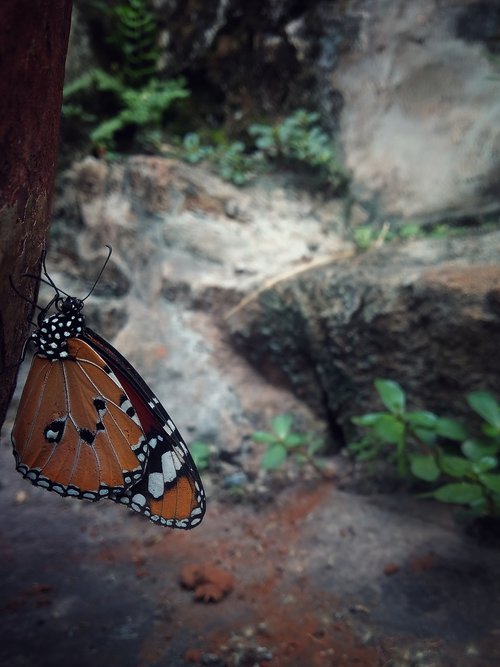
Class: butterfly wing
12,338,149,499
84,328,206,529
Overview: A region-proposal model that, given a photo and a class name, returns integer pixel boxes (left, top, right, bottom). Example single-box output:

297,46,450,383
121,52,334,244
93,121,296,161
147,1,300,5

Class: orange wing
113,439,205,528
12,339,149,500
84,328,206,529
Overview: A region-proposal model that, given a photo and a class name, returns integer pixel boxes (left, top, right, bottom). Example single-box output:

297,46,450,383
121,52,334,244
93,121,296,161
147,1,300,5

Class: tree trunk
0,1,73,429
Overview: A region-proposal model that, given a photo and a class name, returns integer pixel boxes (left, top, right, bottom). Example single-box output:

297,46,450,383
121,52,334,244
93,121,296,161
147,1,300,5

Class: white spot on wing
148,472,164,499
131,493,146,507
161,451,182,483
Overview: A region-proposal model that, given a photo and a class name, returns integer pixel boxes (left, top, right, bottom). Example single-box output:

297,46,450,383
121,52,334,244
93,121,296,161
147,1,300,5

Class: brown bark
0,1,73,429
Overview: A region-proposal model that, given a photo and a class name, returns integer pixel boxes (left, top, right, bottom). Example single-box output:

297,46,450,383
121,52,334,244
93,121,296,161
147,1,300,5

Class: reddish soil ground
1,438,500,667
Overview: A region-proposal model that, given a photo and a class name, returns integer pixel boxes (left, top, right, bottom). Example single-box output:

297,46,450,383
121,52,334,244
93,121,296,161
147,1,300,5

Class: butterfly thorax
32,297,85,359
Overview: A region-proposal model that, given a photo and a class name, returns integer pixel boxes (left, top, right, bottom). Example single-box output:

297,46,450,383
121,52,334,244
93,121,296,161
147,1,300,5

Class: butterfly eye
55,297,66,311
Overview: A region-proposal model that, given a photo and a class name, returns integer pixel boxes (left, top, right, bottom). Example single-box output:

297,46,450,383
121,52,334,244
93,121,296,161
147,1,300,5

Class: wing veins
72,356,144,476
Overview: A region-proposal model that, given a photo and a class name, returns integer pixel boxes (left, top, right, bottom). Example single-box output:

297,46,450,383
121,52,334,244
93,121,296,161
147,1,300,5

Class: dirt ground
1,437,500,667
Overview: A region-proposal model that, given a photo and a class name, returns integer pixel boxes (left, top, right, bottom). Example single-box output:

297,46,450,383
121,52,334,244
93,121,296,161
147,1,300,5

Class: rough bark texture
0,1,73,429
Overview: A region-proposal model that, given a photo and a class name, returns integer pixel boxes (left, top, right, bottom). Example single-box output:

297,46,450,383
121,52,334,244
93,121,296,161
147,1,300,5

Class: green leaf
351,412,386,427
190,441,211,470
472,457,498,474
482,423,500,438
353,226,376,250
413,428,437,446
399,223,422,239
283,433,306,448
374,379,405,413
431,483,484,504
272,414,293,440
405,411,438,428
251,431,278,445
467,390,500,428
409,454,440,482
461,439,500,460
373,414,405,444
479,474,500,493
438,454,473,477
435,418,468,441
261,444,287,470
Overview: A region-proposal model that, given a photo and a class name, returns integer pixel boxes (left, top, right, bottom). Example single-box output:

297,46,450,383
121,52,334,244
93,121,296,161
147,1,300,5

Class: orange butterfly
11,249,206,529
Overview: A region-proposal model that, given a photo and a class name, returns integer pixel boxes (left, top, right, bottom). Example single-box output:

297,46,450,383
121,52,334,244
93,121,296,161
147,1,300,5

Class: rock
227,231,500,438
46,156,343,451
335,0,500,219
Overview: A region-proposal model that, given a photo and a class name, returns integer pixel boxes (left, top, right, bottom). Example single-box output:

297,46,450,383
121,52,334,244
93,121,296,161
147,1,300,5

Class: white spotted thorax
32,297,85,358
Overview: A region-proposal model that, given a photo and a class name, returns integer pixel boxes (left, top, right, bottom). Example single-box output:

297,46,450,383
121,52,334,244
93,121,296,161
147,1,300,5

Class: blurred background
2,1,500,666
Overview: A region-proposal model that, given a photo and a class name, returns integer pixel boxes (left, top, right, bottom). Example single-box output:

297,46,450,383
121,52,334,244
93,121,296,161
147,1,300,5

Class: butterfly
11,248,206,529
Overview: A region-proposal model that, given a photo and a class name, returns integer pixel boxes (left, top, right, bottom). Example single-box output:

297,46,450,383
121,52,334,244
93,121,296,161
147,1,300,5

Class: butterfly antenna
82,245,112,301
41,249,59,291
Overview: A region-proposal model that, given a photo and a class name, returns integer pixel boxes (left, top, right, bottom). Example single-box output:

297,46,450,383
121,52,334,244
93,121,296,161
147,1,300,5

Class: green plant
249,109,348,189
348,380,500,517
87,0,160,88
213,141,256,185
352,225,379,250
64,70,189,150
63,1,189,150
252,414,325,474
189,441,212,472
180,133,214,164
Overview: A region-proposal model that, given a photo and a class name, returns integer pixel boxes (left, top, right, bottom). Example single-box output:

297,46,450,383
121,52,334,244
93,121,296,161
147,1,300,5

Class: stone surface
227,230,500,436
336,0,500,218
43,156,347,453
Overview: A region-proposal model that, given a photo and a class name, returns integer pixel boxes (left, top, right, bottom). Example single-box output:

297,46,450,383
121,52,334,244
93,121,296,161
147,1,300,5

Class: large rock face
41,156,346,451
14,153,496,454
227,231,500,438
335,0,500,219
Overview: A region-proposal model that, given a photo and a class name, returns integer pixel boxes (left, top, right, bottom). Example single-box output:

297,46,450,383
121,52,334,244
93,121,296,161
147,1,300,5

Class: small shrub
63,0,189,150
213,141,256,185
348,380,500,517
249,109,349,189
252,414,325,474
180,133,214,164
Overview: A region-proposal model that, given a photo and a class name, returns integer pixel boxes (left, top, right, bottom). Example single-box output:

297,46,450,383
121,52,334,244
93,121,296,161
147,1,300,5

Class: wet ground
1,438,500,667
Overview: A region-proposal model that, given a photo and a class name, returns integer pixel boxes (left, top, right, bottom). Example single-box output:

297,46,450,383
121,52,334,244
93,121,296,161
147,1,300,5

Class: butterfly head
57,296,84,316
32,297,86,359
